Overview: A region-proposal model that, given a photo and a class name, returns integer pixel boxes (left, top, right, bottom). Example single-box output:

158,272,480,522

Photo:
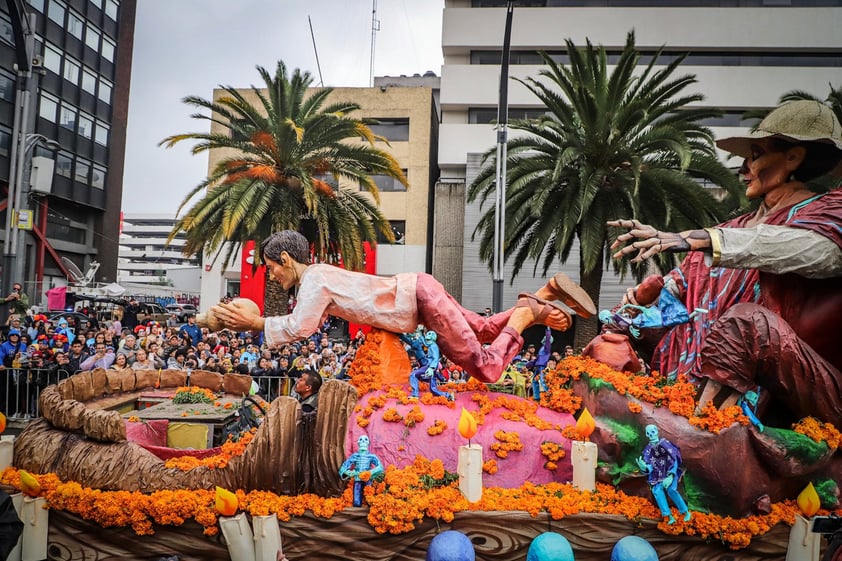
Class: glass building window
367,171,408,192
59,103,77,130
28,0,45,12
56,152,73,178
84,25,100,51
377,221,406,245
43,43,62,74
47,0,66,26
105,0,118,20
81,68,97,94
39,93,59,121
368,118,409,141
89,0,103,9
0,71,14,102
91,165,106,189
101,37,116,62
67,11,84,39
1,14,13,46
98,79,112,104
63,57,80,84
0,128,11,158
78,112,93,139
95,122,109,146
74,159,90,184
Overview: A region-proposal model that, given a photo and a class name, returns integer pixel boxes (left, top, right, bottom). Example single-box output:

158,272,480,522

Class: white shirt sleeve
264,267,331,347
715,224,842,279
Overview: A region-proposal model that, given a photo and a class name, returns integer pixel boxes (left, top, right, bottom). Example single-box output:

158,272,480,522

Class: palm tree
160,61,406,315
469,32,744,348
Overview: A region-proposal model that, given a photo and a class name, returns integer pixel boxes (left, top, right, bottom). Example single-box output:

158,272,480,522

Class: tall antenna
308,15,324,87
369,0,380,87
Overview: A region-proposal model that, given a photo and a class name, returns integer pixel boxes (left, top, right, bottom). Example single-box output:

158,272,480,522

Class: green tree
469,32,744,348
161,61,406,314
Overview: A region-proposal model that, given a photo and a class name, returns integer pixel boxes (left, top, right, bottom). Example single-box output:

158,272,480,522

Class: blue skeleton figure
404,329,450,400
635,424,691,524
527,327,553,402
339,435,384,507
738,389,765,432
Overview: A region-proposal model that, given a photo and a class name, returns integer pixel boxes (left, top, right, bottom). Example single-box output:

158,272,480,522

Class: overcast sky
122,0,444,216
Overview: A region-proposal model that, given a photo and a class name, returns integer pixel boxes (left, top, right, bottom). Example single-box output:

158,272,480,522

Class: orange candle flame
576,408,595,441
458,408,478,440
19,470,41,497
215,486,238,516
797,482,820,517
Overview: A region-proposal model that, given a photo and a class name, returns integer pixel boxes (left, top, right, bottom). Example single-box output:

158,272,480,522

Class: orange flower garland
427,420,447,436
490,430,524,459
540,441,566,471
793,417,841,449
164,429,257,471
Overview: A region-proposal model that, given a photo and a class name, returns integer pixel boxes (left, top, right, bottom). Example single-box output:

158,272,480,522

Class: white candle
571,441,598,492
253,513,283,561
219,512,256,561
0,435,14,471
785,514,822,561
457,443,483,503
21,496,47,561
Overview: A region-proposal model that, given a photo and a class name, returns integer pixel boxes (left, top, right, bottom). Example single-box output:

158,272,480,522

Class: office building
438,0,842,312
0,0,136,303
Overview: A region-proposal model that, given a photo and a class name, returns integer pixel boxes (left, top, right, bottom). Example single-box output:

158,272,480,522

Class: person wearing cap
610,100,842,427
211,230,596,383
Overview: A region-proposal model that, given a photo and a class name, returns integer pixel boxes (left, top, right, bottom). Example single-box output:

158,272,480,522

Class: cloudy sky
122,0,444,215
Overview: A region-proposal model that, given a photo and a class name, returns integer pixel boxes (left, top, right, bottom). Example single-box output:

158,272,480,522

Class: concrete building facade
438,0,842,313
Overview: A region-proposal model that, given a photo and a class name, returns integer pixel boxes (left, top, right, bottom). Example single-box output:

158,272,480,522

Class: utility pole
492,1,514,313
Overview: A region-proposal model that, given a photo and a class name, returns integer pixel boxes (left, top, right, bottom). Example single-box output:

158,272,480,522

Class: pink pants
415,273,522,383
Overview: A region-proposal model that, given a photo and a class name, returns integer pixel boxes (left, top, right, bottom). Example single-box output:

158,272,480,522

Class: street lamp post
492,1,515,313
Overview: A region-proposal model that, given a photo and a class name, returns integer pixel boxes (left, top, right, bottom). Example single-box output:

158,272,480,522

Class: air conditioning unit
30,156,55,195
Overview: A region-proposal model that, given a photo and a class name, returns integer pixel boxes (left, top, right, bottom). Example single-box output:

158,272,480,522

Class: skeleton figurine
339,435,384,507
635,424,691,524
406,330,450,400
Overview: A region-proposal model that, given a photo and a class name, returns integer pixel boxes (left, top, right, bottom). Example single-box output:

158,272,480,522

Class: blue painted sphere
526,532,574,561
611,535,659,561
426,530,475,561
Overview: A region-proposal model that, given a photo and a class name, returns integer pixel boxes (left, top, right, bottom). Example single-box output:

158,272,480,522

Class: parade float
0,328,839,561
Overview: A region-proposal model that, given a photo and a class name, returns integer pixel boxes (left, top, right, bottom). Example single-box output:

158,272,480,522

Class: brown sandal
516,292,572,331
546,273,597,318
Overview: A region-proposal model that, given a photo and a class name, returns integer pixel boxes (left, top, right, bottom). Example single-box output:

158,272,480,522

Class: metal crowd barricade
1,367,76,420
250,375,294,402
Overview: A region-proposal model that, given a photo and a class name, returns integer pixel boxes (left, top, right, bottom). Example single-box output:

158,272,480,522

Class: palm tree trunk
263,269,289,316
573,262,603,352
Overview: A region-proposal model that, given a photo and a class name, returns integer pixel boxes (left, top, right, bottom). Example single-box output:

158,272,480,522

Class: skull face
425,331,438,343
357,435,370,451
645,424,659,443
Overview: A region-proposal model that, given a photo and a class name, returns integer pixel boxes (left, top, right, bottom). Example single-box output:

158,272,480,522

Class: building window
377,221,406,245
367,170,408,192
98,79,112,104
91,165,106,189
95,122,109,146
84,25,100,51
67,11,84,39
101,37,116,62
105,0,118,20
47,0,66,26
56,152,73,178
59,102,77,130
468,107,549,124
28,0,45,12
43,43,62,74
89,0,103,9
81,68,97,94
63,57,80,84
0,128,11,158
74,159,90,184
368,118,410,141
78,112,93,139
39,93,59,122
1,13,13,46
0,70,14,103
